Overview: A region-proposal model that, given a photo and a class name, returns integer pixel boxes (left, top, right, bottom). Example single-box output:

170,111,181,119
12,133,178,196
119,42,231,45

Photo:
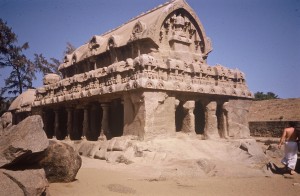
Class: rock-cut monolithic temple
9,0,253,141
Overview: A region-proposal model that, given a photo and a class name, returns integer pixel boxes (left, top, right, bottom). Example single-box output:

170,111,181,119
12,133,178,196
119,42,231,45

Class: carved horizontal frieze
33,55,252,107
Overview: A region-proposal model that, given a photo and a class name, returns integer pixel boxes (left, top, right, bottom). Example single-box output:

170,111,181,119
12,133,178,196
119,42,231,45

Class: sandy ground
49,156,300,196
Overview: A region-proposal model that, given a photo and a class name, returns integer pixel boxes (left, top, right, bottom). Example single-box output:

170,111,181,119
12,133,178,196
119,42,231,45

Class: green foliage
254,91,279,100
0,19,59,96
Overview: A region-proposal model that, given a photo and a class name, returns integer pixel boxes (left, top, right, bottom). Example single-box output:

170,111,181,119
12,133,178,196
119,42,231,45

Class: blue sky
0,0,299,98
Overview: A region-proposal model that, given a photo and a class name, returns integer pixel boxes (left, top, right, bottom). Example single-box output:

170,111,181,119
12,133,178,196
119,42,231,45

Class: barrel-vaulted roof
58,0,212,71
8,89,36,113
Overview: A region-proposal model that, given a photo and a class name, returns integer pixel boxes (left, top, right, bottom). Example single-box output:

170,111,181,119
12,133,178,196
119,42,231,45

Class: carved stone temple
8,0,253,141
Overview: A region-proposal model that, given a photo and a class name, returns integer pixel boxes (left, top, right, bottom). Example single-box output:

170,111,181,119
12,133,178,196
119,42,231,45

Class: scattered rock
106,151,123,163
37,140,82,183
113,137,130,151
107,137,117,151
0,115,48,167
196,158,216,174
87,142,102,158
94,141,109,160
78,141,98,157
0,169,49,196
293,183,300,186
238,139,269,164
106,151,133,164
265,144,283,158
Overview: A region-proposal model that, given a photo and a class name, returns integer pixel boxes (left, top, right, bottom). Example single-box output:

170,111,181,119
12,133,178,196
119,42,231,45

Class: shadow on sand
267,162,289,175
267,159,300,175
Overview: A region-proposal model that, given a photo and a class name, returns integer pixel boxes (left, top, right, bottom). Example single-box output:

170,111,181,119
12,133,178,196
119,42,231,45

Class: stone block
113,137,129,151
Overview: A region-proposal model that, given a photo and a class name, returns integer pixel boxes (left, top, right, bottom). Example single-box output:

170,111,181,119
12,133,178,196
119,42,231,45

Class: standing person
278,121,298,175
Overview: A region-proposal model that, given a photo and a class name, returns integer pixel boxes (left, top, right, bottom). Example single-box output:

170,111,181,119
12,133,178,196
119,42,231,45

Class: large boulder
37,140,82,183
0,115,48,167
0,112,12,130
0,169,49,196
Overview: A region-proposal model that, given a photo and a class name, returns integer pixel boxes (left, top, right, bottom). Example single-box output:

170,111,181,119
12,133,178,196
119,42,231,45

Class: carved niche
159,11,204,62
130,21,146,41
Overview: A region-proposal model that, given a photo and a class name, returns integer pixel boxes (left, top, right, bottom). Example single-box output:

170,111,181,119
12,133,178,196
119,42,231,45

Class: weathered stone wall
223,100,252,139
123,91,176,140
248,98,300,137
123,91,146,139
249,121,300,137
143,91,176,139
249,99,300,122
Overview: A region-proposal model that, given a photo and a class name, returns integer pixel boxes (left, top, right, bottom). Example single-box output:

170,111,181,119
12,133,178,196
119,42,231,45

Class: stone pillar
82,106,89,140
182,101,195,133
66,108,73,140
54,109,60,139
99,103,110,140
222,110,228,138
204,101,219,139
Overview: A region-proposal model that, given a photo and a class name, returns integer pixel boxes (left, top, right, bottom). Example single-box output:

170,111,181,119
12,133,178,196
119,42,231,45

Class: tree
33,53,60,75
64,42,76,55
0,19,58,96
254,91,279,100
0,95,11,116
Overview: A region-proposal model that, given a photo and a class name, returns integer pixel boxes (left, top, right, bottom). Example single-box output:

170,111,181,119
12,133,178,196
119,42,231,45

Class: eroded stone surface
0,112,12,131
37,140,82,183
223,100,252,139
0,169,49,196
0,115,48,167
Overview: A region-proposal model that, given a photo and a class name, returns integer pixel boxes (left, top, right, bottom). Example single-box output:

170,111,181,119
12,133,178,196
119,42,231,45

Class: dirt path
49,157,300,196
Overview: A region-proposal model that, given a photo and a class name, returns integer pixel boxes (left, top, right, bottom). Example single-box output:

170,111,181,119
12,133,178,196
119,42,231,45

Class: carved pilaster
54,109,59,139
82,106,89,140
98,103,110,141
66,108,73,140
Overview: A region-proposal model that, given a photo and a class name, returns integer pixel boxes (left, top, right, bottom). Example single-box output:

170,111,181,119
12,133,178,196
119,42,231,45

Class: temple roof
8,89,36,113
58,0,212,71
